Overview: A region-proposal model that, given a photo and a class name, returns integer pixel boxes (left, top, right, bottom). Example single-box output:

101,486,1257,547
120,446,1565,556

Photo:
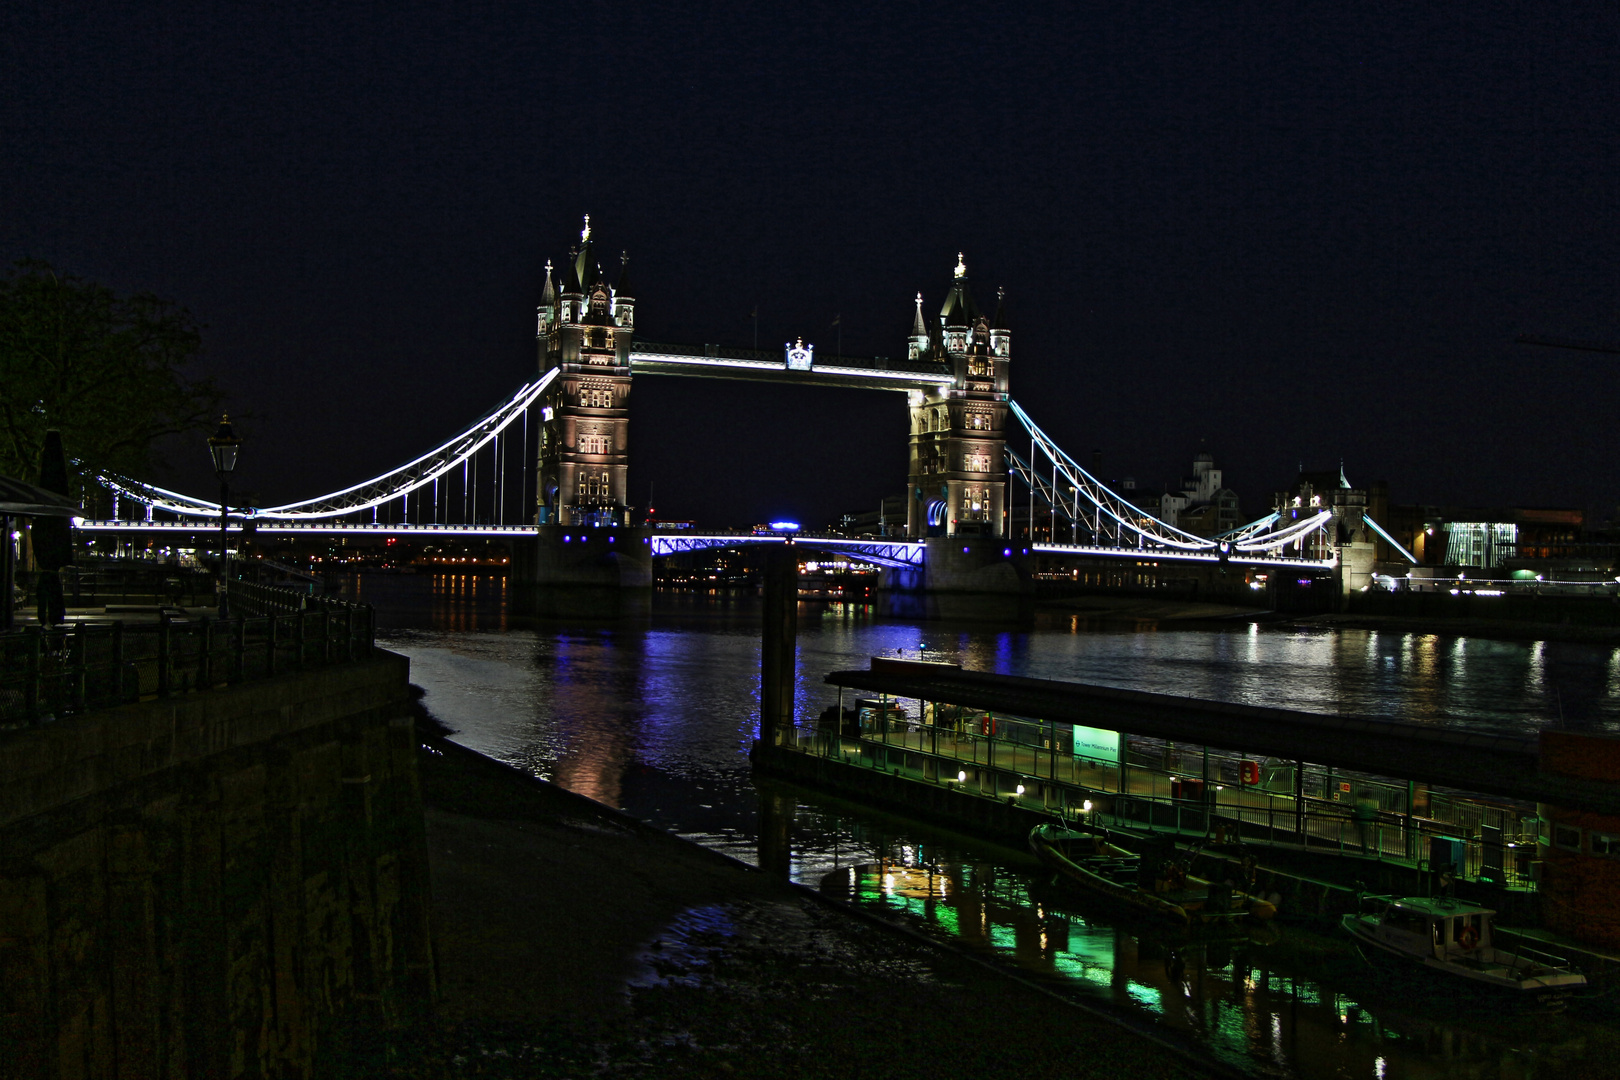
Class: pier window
965,452,991,473
579,433,611,454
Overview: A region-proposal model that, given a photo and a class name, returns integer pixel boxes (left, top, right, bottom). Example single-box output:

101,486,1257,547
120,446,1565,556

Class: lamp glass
208,417,241,478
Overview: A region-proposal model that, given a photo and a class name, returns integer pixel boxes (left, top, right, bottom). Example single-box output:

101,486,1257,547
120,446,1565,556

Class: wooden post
759,544,798,746
157,613,171,699
112,620,124,701
198,617,211,688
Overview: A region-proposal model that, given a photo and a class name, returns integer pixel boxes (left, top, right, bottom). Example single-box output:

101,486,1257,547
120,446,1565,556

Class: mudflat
339,736,1210,1079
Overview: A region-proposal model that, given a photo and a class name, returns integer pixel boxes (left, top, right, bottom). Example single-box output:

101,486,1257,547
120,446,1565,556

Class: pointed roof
992,287,1007,331
568,214,596,294
615,251,633,298
540,259,556,307
563,245,583,294
910,292,928,338
939,252,980,327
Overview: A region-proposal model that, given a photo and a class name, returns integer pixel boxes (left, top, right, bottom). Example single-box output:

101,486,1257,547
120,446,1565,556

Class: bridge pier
509,525,652,618
876,538,1033,622
760,545,798,742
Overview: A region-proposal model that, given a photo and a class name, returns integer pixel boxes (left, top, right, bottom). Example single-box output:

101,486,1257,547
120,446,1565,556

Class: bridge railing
0,590,376,729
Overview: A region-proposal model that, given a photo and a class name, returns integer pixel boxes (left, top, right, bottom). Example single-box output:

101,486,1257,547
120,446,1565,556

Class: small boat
1341,894,1587,1001
1029,824,1277,926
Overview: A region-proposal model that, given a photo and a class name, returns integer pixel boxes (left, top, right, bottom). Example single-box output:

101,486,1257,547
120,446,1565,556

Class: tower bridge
80,217,1346,613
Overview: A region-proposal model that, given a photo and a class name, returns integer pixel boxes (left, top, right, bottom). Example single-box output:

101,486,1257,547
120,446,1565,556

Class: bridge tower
536,216,635,526
906,255,1010,538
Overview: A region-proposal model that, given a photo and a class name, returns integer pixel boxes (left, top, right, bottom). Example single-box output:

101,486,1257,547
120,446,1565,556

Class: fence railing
0,586,376,728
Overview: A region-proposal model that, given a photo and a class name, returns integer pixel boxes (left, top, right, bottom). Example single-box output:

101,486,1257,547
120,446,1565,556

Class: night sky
4,3,1616,528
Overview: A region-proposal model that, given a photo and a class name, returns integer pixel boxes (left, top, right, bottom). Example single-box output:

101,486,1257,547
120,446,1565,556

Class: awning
0,473,79,517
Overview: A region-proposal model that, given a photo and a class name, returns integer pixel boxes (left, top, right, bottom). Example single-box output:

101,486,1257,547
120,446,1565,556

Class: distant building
1126,451,1244,538
1429,508,1585,569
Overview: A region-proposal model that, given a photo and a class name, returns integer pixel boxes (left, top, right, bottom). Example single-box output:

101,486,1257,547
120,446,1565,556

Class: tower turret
907,292,930,361
989,286,1010,359
612,251,634,330
905,252,1009,539
537,260,557,339
536,215,633,528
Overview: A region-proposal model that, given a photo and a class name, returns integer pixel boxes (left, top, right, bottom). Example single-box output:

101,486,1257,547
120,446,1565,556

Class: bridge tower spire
906,255,1009,539
536,218,634,527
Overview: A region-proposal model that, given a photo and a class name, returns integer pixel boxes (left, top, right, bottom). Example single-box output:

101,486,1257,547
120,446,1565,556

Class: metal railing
0,584,375,728
778,714,1540,890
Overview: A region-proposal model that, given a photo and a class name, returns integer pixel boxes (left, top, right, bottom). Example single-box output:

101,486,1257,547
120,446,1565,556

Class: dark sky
4,2,1616,527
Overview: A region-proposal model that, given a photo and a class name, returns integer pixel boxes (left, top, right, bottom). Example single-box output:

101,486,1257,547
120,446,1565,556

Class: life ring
1457,924,1480,950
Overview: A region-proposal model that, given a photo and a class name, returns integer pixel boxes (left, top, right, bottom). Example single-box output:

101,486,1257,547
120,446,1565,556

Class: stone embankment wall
0,652,433,1079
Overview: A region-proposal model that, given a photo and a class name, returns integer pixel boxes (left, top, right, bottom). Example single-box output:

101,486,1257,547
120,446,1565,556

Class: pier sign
1072,724,1122,765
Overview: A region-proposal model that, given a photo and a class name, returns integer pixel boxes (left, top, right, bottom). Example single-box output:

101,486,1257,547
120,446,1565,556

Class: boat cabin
1368,896,1492,957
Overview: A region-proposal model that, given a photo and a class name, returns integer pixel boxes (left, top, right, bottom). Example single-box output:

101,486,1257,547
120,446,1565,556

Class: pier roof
825,661,1619,814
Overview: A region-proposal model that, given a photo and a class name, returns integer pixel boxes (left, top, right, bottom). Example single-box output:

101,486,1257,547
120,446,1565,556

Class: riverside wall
0,652,433,1080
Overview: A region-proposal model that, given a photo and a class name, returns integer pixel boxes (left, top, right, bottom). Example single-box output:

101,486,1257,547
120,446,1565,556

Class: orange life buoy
1458,924,1480,950
1241,760,1260,785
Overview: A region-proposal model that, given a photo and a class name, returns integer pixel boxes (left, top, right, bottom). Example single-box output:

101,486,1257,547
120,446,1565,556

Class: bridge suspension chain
99,368,558,522
1005,400,1334,556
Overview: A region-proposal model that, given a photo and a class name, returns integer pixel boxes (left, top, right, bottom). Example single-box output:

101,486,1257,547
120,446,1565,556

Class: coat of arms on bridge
785,337,814,371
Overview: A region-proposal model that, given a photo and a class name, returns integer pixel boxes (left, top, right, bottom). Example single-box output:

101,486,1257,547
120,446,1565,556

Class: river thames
363,572,1620,1079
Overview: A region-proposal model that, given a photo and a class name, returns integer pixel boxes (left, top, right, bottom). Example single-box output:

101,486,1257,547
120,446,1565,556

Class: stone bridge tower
536,216,635,526
906,255,1010,538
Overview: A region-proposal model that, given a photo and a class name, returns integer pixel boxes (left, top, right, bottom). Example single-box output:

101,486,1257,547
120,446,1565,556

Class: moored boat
1029,823,1277,926
1341,894,1587,1002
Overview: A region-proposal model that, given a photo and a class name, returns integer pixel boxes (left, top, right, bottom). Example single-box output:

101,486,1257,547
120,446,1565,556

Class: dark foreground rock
319,736,1209,1079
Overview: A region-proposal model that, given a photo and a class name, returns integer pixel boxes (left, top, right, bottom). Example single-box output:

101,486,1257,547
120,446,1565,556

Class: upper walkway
630,340,955,392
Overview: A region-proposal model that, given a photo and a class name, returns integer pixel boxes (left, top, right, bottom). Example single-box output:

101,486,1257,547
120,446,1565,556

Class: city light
768,521,800,531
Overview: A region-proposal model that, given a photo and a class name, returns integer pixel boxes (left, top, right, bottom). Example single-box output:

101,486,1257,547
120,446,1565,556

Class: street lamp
208,416,241,616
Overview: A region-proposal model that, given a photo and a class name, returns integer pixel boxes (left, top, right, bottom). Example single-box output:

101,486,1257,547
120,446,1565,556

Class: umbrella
0,473,79,517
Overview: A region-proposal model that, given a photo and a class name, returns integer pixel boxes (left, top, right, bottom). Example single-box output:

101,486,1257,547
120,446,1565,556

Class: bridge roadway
73,520,929,567
824,660,1620,815
77,519,1332,571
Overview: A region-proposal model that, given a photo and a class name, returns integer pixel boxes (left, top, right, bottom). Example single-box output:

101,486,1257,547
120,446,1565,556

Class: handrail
0,584,375,728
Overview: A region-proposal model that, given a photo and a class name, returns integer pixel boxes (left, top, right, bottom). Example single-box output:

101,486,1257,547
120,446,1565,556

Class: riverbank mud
322,730,1208,1078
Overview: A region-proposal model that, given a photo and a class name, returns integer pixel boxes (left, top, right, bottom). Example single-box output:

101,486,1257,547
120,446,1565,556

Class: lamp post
208,416,241,617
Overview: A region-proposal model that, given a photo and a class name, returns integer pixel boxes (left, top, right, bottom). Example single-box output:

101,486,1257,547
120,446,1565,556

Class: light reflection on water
364,574,1620,1079
810,842,1608,1079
